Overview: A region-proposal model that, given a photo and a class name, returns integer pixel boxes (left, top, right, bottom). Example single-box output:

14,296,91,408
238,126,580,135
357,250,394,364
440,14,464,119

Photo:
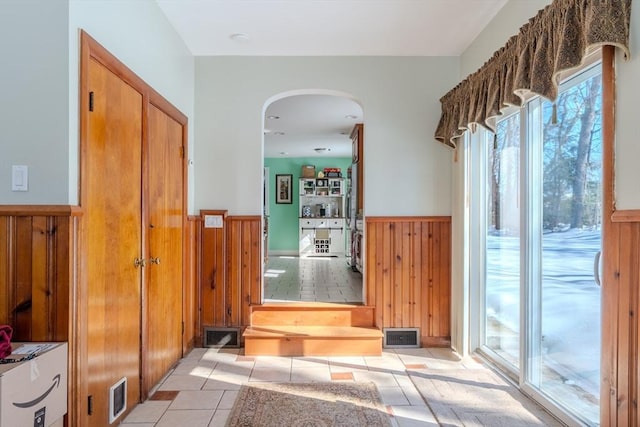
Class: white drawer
328,218,344,228
300,219,315,228
300,218,327,228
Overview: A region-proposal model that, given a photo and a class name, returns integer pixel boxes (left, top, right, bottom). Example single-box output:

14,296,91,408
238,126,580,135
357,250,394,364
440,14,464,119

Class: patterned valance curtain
434,0,632,148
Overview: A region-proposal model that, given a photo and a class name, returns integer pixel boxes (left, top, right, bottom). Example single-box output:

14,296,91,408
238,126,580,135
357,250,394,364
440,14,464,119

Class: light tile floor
264,256,362,303
121,347,562,427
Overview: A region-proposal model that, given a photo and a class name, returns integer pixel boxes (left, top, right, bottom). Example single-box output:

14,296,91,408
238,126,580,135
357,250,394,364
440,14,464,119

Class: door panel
484,113,521,369
532,70,602,422
85,58,143,425
144,104,184,394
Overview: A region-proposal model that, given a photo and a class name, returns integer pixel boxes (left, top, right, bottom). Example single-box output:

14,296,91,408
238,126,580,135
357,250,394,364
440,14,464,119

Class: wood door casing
143,103,184,395
85,57,143,425
351,124,364,212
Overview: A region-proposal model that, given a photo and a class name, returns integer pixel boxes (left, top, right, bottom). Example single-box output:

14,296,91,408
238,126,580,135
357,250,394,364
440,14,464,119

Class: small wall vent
204,327,240,348
109,377,127,424
383,328,420,348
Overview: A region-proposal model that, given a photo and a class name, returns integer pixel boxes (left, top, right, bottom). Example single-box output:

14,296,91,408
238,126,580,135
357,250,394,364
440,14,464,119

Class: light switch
12,165,28,191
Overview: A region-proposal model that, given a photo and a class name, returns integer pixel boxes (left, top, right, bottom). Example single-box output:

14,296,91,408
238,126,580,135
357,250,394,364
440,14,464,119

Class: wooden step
249,303,375,327
243,325,383,356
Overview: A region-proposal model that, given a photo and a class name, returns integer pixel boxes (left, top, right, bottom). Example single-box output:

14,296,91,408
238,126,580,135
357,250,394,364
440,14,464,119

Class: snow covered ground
486,228,601,420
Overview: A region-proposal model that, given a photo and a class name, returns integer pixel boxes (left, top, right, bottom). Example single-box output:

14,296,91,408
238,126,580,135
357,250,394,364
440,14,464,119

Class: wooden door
143,103,184,395
85,57,143,425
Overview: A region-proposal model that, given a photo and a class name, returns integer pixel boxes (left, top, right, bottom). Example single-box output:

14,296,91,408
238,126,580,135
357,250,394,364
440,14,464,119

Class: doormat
225,382,391,427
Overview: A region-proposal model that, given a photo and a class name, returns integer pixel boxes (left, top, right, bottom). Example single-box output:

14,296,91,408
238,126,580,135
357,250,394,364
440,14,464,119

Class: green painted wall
264,157,351,253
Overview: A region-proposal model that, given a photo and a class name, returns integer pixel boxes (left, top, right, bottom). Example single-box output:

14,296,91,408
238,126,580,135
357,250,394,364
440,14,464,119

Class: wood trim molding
366,216,451,223
0,205,82,216
600,44,620,426
611,210,640,223
226,215,263,221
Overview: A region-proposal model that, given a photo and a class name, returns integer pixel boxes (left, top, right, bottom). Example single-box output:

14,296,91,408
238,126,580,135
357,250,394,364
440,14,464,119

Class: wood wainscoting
0,206,81,424
199,212,262,335
198,213,452,350
366,216,451,347
226,216,262,327
0,206,80,341
603,210,640,425
184,215,201,352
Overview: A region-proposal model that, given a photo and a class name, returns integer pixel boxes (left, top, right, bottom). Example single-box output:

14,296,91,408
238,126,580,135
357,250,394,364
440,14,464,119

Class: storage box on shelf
301,165,316,178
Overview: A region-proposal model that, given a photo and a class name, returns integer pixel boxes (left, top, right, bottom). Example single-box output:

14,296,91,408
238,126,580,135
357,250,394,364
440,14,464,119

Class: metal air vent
383,328,420,348
203,327,240,348
109,377,127,424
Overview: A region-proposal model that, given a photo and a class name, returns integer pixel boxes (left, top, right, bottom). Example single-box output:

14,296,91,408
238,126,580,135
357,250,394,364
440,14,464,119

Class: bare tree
570,77,601,228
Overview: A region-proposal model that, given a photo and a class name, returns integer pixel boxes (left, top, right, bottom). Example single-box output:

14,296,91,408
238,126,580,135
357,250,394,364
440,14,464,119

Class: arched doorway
262,90,364,304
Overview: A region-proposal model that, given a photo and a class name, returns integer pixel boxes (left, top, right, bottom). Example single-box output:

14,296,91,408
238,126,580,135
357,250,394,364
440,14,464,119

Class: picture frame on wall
275,174,293,204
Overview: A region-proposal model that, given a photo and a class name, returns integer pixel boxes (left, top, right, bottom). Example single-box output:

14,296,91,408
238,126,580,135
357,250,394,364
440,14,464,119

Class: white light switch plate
204,215,223,228
12,165,28,191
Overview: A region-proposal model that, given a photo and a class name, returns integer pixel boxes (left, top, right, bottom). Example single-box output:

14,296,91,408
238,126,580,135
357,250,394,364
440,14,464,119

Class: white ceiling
264,94,363,158
155,0,507,158
156,0,507,57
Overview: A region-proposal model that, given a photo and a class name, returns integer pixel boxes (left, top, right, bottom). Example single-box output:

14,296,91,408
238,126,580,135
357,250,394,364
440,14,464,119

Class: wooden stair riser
245,304,382,356
250,308,374,327
244,336,382,357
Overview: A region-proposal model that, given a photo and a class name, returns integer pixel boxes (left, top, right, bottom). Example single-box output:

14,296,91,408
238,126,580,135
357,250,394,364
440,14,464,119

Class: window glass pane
533,67,602,423
485,113,521,368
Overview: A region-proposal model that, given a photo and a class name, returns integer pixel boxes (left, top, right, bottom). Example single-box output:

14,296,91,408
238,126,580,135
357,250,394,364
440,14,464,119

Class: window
470,60,602,426
484,112,521,371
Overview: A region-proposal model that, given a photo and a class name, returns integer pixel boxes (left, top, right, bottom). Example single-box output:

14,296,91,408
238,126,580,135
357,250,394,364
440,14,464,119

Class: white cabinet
299,177,347,256
299,218,345,256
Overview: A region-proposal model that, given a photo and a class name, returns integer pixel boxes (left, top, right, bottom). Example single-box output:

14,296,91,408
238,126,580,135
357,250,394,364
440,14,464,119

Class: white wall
0,0,194,207
195,56,457,215
614,6,640,209
0,1,70,204
69,0,195,208
460,0,552,78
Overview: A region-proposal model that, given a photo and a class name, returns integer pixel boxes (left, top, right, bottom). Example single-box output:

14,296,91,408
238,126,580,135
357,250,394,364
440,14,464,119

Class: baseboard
267,250,299,256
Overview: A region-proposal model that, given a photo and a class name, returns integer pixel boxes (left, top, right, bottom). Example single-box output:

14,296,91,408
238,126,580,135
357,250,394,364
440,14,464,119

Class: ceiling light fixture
267,115,280,120
273,131,285,136
345,114,358,119
314,148,330,153
229,33,250,42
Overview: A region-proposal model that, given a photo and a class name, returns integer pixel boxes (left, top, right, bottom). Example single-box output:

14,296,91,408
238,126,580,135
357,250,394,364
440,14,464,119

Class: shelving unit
299,177,346,257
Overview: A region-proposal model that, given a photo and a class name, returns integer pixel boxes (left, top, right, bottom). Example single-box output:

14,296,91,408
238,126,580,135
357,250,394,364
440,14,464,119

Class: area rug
225,382,392,427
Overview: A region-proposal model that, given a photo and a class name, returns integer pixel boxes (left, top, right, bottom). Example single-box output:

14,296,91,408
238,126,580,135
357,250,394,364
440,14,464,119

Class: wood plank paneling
0,217,9,329
0,211,77,343
0,207,80,425
199,210,227,330
366,217,451,346
184,215,200,351
603,219,640,426
227,216,262,328
199,214,262,335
